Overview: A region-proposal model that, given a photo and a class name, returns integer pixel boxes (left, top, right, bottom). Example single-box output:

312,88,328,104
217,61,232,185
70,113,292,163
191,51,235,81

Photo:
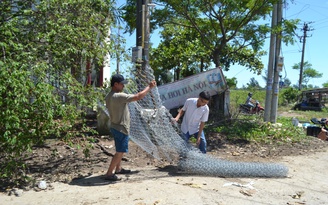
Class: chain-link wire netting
100,65,288,178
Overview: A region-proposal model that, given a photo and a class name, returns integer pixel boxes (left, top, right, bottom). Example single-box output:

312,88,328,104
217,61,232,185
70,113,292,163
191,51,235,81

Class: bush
0,0,113,185
229,87,300,109
211,116,307,144
280,87,300,105
0,64,100,184
0,65,58,181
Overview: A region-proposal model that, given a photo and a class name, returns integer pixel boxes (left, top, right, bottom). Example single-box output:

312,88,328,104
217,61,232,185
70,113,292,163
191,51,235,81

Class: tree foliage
292,61,323,86
323,81,328,88
225,77,238,89
150,24,212,80
0,0,115,183
283,78,291,87
247,77,261,89
122,0,299,81
281,87,300,104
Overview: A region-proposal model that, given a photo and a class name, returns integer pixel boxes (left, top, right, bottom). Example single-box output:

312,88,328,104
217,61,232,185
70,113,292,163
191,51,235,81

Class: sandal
103,174,121,181
116,168,131,174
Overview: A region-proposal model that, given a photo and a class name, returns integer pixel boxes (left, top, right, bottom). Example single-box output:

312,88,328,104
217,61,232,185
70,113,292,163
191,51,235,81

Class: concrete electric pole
264,1,282,123
135,0,154,71
298,23,311,90
270,1,283,123
264,4,277,122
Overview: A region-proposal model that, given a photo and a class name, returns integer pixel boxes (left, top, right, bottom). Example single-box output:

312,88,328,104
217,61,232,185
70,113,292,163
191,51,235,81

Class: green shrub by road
208,88,328,144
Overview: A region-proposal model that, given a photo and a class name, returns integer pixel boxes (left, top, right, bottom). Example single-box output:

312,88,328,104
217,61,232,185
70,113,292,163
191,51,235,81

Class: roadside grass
208,89,328,144
209,115,307,144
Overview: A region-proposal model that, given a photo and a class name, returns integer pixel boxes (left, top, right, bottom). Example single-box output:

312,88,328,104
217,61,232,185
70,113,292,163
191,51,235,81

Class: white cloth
245,96,254,107
181,98,209,135
245,96,252,104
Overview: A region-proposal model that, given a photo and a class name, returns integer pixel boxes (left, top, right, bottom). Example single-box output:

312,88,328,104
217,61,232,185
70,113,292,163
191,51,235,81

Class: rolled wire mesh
178,151,288,178
101,65,288,178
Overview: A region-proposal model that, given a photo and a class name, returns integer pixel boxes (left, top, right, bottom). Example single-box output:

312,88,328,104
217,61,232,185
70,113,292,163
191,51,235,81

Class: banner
158,67,227,110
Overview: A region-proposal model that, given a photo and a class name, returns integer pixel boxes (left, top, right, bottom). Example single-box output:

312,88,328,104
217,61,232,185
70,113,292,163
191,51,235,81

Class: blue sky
109,0,328,88
224,0,328,88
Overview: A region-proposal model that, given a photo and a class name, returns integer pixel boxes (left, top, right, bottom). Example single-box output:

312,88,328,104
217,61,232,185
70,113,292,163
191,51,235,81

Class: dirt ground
1,114,328,205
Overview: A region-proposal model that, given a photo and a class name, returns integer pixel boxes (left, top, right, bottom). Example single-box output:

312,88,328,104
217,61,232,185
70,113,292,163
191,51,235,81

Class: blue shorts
110,128,129,153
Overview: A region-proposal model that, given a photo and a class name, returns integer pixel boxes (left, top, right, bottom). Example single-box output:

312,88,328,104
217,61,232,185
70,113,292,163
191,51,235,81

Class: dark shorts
110,128,129,153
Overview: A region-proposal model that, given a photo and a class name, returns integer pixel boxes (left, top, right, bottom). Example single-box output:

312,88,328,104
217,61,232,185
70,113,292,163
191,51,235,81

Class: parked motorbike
239,101,265,115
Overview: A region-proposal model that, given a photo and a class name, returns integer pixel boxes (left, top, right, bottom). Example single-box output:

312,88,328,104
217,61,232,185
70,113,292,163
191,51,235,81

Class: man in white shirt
174,91,211,153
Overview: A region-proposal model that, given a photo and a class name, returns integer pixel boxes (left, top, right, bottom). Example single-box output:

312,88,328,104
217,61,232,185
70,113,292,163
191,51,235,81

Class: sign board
157,67,227,110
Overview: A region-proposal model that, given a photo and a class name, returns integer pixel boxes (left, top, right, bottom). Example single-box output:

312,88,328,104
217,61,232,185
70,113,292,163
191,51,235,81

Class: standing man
105,74,156,181
174,91,211,153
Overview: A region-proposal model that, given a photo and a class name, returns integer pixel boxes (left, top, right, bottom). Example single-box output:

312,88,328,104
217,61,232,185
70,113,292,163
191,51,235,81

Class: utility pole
136,0,151,71
270,0,283,123
135,0,145,77
298,23,310,90
264,0,283,123
136,0,143,50
143,0,150,71
135,0,157,108
264,4,277,122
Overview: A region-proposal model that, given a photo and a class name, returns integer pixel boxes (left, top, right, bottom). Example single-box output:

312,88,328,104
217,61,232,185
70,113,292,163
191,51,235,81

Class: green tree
153,67,174,85
292,61,323,87
225,77,238,89
150,24,212,80
283,78,292,87
0,0,115,183
247,77,261,89
323,81,328,88
281,87,300,104
123,0,299,76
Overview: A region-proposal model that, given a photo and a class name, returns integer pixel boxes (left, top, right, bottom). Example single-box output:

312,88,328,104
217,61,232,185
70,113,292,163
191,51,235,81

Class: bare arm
132,80,156,101
174,108,185,122
196,121,206,145
198,122,206,137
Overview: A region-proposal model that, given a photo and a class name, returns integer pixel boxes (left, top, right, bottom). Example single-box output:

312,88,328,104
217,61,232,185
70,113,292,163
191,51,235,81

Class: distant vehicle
239,100,265,115
293,101,325,111
293,88,328,111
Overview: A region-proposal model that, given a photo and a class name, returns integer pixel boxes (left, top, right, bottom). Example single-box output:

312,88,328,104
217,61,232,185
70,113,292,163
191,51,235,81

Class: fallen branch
96,143,128,161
